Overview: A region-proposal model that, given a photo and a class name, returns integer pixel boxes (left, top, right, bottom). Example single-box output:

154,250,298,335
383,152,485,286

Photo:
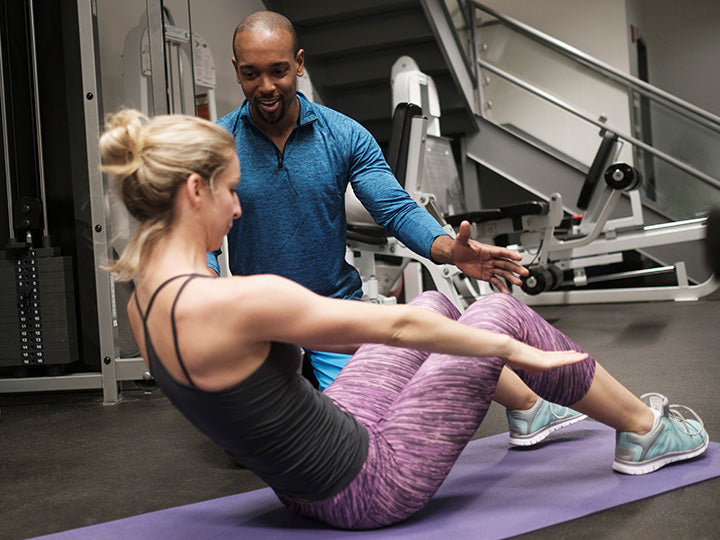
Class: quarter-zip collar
239,92,318,169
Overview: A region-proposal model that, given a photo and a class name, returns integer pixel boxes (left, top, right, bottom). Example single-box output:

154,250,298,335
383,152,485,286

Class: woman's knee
406,291,461,320
466,292,525,314
459,293,526,331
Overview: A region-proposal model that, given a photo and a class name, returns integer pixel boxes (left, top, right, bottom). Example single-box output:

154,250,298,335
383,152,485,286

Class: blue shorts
304,349,352,391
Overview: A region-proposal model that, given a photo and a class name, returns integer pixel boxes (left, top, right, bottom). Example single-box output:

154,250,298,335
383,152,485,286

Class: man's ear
296,48,305,77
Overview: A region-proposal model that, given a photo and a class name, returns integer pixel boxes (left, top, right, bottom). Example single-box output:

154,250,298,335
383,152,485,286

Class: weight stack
0,248,78,367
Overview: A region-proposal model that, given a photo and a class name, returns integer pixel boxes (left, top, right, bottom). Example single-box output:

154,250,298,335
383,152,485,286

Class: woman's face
208,153,241,249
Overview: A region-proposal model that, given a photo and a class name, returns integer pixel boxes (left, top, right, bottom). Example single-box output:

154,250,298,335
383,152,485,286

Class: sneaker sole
509,414,588,447
612,436,709,475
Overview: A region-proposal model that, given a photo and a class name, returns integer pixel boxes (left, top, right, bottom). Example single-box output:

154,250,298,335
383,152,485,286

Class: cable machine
0,0,79,378
0,0,215,402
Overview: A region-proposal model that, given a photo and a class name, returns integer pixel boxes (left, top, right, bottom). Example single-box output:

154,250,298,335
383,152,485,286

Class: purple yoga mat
33,421,720,540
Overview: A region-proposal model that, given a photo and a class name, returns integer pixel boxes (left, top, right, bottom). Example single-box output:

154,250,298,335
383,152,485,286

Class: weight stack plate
0,250,79,367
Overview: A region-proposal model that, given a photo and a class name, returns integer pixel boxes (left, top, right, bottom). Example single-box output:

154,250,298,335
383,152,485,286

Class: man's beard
252,98,285,124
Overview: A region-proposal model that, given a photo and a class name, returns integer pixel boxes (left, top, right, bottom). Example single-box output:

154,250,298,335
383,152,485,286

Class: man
208,11,584,450
210,11,520,376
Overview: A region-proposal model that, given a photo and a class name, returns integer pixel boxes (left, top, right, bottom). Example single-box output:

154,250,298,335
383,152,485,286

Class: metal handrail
479,60,720,192
471,1,720,133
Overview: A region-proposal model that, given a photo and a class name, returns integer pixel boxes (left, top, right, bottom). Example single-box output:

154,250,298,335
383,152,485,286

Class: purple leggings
279,292,596,529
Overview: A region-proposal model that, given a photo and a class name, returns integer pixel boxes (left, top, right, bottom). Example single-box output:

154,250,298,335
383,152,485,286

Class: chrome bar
27,0,50,238
583,265,675,285
471,1,720,132
478,59,720,192
146,0,168,115
187,0,196,117
176,44,186,114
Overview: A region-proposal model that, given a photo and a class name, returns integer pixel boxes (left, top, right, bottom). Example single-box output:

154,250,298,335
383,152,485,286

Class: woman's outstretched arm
221,274,587,374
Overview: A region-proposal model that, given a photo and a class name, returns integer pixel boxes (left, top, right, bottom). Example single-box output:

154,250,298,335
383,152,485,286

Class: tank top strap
134,273,214,388
134,274,194,321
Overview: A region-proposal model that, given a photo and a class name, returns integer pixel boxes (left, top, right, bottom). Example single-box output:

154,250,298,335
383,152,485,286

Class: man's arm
207,250,221,277
345,118,527,292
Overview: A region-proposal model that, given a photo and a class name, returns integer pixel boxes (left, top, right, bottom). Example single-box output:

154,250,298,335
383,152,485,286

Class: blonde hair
99,109,235,281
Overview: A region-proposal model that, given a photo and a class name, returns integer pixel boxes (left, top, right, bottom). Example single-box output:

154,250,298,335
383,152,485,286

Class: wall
627,0,720,115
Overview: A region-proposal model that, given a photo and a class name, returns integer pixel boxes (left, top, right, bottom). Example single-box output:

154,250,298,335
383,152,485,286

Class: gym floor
2,289,719,540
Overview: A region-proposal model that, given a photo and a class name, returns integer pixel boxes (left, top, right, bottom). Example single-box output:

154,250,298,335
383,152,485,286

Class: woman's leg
358,293,597,527
477,297,653,433
287,293,700,528
324,292,555,426
493,365,537,410
323,291,461,425
325,290,584,434
571,363,654,433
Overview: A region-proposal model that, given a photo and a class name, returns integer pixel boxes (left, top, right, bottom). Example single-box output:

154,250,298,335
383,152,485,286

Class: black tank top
136,274,368,500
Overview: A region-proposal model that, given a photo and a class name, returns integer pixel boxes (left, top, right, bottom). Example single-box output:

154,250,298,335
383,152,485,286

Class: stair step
264,0,419,26
295,8,432,58
307,42,447,89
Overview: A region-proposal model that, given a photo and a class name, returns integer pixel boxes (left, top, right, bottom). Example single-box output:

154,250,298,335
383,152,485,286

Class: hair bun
99,109,148,178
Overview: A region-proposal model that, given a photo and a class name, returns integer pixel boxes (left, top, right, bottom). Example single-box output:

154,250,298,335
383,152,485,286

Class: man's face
232,28,304,127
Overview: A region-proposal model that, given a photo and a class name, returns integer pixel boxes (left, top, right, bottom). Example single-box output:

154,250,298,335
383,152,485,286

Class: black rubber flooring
1,291,719,540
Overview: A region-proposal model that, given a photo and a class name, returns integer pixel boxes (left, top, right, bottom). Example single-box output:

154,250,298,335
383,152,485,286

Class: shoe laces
640,392,705,437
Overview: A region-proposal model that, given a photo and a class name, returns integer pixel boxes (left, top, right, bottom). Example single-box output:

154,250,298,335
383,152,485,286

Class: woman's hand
505,341,588,375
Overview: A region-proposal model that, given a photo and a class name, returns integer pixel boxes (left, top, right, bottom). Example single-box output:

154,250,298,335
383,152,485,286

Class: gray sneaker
506,397,587,447
613,393,709,475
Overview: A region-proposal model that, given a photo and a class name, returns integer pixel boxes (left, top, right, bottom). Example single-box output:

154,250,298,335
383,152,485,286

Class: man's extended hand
430,220,528,294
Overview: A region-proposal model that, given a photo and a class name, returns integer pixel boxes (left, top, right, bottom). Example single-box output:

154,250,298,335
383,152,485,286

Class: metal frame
346,110,469,310
347,237,467,309
146,0,168,115
462,138,715,304
353,31,718,307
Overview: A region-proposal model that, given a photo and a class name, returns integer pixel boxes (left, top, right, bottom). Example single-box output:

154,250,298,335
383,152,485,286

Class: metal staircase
458,1,720,293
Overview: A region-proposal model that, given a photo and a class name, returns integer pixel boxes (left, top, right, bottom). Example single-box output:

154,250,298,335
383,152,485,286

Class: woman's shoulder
185,274,300,311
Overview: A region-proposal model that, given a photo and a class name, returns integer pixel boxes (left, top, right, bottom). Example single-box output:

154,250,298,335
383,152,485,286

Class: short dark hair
232,11,298,59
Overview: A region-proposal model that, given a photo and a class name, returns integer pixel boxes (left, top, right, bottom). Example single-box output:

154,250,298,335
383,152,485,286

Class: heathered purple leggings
279,292,596,529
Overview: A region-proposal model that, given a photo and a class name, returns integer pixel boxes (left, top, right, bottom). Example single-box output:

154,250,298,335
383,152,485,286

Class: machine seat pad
346,224,389,245
446,201,549,227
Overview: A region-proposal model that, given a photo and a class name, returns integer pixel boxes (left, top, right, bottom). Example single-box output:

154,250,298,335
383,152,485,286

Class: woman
100,109,708,530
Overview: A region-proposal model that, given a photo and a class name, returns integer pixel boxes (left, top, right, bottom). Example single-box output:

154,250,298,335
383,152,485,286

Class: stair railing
423,0,720,222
